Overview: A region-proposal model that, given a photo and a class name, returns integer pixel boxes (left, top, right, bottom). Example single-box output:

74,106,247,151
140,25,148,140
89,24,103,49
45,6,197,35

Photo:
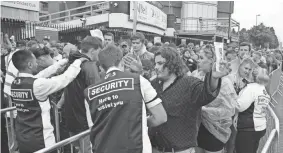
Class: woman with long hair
235,67,270,153
190,45,237,153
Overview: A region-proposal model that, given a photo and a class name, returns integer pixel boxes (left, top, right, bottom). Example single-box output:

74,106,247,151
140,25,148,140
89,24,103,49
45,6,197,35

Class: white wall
55,13,109,27
181,1,217,31
109,13,165,35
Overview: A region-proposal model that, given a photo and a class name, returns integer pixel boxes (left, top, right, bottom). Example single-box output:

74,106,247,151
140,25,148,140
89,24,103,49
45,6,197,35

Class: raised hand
212,60,231,79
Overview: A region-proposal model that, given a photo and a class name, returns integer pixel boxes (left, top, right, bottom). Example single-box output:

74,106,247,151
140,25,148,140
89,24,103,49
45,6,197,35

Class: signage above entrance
1,1,39,11
129,1,167,30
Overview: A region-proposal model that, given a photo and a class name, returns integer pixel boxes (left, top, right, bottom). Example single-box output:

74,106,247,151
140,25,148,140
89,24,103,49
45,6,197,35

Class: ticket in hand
214,42,225,72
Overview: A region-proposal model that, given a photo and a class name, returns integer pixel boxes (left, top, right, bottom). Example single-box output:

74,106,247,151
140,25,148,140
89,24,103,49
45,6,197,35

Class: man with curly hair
149,46,230,153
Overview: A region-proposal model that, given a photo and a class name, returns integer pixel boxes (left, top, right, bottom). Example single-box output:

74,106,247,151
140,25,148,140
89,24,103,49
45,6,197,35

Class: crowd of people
1,29,283,153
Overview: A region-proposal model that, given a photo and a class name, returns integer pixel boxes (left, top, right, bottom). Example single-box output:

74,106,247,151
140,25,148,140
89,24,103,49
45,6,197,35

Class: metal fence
1,101,61,153
2,101,279,153
258,105,279,153
39,2,109,25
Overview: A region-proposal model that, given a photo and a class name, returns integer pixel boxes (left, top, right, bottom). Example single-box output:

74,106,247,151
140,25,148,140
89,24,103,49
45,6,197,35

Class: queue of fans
1,30,283,153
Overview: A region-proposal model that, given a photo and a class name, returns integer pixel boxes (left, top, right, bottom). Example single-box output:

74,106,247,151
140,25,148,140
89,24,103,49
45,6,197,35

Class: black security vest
84,70,143,153
11,77,46,152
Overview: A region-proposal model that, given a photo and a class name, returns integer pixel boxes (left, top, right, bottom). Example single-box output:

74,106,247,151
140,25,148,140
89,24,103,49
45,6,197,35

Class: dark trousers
235,130,266,153
1,115,9,153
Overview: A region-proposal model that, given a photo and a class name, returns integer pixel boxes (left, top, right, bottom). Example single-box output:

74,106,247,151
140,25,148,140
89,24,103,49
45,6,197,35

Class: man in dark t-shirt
62,36,102,153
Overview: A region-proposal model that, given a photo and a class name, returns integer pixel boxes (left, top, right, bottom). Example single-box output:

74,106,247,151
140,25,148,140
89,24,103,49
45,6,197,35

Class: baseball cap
90,29,104,42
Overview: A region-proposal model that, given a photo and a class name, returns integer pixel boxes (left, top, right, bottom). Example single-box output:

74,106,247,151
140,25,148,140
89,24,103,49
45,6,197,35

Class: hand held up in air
211,60,231,79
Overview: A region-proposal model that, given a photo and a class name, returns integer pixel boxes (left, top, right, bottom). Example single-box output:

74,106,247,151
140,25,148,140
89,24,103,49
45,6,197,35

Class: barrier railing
50,101,61,153
0,106,16,114
3,103,278,153
1,106,17,152
258,105,279,153
35,129,91,153
39,2,109,24
1,101,61,153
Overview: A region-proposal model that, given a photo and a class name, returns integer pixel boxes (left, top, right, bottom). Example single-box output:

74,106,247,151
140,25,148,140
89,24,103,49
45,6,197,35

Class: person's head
149,46,160,55
43,38,50,45
147,42,153,50
234,47,239,52
238,58,255,79
239,42,251,59
178,44,186,52
183,49,191,58
252,51,262,64
30,47,54,72
120,41,130,56
254,67,270,86
194,45,200,52
63,43,78,58
131,32,145,52
27,40,39,49
17,40,27,50
12,50,38,75
198,45,215,73
168,43,177,49
154,42,162,47
50,43,61,57
141,59,154,80
225,50,237,62
10,35,15,42
80,36,103,61
104,32,114,46
274,50,283,63
98,44,123,71
154,47,184,81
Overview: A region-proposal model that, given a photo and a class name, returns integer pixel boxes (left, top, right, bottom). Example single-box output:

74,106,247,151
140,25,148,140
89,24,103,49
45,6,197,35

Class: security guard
10,49,86,153
84,45,167,153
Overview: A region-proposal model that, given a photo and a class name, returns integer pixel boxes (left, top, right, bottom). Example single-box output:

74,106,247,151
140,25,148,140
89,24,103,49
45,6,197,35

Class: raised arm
33,59,84,101
35,59,68,78
190,71,221,107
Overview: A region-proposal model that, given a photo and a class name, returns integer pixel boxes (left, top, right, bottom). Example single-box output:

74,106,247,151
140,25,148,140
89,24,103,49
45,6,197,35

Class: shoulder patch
87,78,134,100
11,89,34,101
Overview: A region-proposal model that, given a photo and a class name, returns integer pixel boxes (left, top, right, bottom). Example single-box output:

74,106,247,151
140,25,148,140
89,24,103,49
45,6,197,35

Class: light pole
256,14,260,27
133,1,138,34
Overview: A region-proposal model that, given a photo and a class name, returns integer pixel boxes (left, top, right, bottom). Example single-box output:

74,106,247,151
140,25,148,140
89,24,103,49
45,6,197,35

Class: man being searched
149,46,230,153
10,49,87,153
58,36,102,153
84,45,167,153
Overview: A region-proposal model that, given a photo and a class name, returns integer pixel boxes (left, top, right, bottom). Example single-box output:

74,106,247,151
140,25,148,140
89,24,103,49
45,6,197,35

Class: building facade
37,1,239,44
159,1,239,43
1,1,40,40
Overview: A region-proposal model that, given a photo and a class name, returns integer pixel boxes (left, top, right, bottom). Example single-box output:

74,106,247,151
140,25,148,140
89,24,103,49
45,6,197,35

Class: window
40,2,48,12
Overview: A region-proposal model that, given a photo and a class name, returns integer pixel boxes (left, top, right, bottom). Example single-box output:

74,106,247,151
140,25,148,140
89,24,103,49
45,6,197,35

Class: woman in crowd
266,54,278,74
225,58,256,153
189,45,237,153
227,58,256,94
235,67,270,153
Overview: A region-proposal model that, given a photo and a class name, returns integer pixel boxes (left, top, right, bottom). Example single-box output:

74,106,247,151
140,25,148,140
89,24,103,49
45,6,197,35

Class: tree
239,28,250,43
238,23,279,49
269,27,279,49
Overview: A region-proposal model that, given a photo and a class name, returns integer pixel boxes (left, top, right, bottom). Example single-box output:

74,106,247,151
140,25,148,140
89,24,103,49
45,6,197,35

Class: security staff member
84,45,167,153
10,50,87,153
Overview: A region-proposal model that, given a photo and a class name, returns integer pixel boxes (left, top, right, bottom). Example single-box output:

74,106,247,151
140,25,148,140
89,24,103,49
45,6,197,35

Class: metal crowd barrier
1,101,61,153
258,105,279,153
35,129,91,153
0,106,16,113
1,106,17,152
